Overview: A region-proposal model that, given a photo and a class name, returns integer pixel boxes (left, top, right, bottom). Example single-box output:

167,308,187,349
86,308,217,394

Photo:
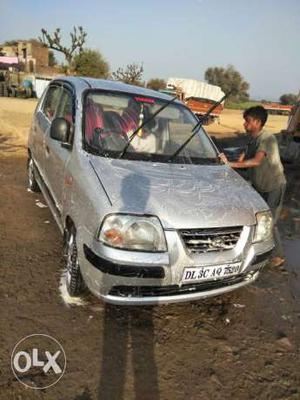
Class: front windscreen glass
83,90,218,164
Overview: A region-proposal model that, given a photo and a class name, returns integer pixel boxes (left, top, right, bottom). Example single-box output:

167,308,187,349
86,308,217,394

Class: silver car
27,77,274,305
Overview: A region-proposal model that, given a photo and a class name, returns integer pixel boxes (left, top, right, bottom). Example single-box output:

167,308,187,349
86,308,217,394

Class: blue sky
1,0,299,100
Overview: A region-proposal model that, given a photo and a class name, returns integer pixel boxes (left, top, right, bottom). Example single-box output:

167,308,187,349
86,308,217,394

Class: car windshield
83,90,218,164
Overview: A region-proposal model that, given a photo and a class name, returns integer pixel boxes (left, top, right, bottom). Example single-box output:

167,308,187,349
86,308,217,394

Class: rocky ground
0,98,299,400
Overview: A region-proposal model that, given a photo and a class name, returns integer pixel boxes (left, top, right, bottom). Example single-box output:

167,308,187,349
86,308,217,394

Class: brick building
0,40,49,73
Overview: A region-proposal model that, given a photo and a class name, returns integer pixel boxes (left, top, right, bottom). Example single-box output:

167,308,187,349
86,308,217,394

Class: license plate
182,262,241,283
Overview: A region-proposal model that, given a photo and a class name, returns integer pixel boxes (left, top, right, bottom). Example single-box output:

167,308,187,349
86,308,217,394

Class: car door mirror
50,117,71,143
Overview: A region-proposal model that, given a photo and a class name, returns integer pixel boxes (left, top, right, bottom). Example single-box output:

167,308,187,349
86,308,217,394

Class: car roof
53,76,182,104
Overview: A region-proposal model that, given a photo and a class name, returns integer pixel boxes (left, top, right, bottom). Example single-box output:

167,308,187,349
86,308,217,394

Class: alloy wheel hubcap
66,234,75,285
28,159,34,186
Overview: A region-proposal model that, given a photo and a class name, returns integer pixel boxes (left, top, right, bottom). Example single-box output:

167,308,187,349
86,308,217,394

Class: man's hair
243,106,268,127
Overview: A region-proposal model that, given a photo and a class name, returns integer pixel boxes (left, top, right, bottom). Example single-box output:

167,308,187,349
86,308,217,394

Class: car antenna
119,95,178,159
168,91,230,162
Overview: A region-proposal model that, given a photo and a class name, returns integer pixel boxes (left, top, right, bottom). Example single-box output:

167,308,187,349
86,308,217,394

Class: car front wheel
27,157,40,192
65,227,85,296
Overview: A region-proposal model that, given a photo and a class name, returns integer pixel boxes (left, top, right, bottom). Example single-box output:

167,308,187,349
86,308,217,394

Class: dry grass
206,108,289,138
0,97,289,154
0,97,37,156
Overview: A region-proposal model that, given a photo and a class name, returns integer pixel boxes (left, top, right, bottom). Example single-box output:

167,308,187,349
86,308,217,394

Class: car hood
89,157,268,229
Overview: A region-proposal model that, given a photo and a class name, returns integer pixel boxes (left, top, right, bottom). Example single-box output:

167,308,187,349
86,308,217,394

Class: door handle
45,145,50,154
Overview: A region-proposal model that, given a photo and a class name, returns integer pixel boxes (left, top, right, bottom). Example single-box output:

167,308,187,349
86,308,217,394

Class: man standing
219,106,286,267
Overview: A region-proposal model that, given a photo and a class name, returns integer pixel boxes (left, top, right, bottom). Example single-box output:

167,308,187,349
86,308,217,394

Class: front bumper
103,270,261,305
78,225,273,305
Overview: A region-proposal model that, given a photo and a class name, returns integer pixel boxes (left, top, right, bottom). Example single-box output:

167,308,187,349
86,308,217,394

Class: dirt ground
0,97,299,400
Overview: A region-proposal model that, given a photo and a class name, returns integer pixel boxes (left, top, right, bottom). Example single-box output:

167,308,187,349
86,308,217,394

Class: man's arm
218,151,245,163
219,151,266,168
230,150,266,168
238,152,245,162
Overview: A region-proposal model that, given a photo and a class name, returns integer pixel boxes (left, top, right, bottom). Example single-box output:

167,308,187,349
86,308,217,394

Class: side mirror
50,118,71,143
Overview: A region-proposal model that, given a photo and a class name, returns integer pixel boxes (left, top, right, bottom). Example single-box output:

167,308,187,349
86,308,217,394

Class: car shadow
97,305,159,400
97,172,160,399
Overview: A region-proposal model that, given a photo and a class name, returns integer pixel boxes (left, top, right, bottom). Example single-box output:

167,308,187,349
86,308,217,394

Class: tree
111,62,144,86
38,26,87,68
279,93,297,105
147,78,166,91
204,65,249,102
3,40,19,46
73,49,109,78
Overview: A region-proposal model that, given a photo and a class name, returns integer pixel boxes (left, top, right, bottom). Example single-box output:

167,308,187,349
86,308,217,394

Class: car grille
180,226,243,254
109,272,251,298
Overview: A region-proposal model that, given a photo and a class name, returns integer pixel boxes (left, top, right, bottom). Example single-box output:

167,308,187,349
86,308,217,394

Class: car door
44,84,75,216
31,84,62,180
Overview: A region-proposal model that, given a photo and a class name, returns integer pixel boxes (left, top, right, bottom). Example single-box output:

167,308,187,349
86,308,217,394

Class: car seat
103,111,127,136
121,104,140,135
85,99,104,144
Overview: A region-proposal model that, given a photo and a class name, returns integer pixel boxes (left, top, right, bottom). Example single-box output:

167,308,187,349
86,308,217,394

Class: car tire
65,227,85,296
27,157,40,192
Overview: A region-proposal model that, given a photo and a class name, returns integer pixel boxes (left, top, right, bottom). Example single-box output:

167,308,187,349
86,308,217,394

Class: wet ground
1,129,300,399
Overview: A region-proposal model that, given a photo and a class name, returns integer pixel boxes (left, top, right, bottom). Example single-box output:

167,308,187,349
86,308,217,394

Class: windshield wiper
84,139,112,157
85,141,102,155
119,95,178,159
168,92,230,162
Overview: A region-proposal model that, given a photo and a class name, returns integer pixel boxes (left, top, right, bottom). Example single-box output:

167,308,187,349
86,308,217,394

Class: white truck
164,77,225,123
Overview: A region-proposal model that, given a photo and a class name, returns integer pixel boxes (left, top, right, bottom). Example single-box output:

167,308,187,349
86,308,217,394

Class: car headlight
99,214,167,252
253,211,273,243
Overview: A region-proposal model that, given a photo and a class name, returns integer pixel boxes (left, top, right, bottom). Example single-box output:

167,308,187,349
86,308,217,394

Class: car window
56,88,74,123
42,85,62,121
83,91,218,164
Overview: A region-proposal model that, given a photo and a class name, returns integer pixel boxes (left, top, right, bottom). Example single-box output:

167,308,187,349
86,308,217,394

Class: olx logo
11,334,66,389
13,348,62,374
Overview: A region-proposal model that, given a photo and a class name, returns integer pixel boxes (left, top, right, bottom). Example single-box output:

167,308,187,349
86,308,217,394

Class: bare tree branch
111,62,144,86
38,26,87,66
